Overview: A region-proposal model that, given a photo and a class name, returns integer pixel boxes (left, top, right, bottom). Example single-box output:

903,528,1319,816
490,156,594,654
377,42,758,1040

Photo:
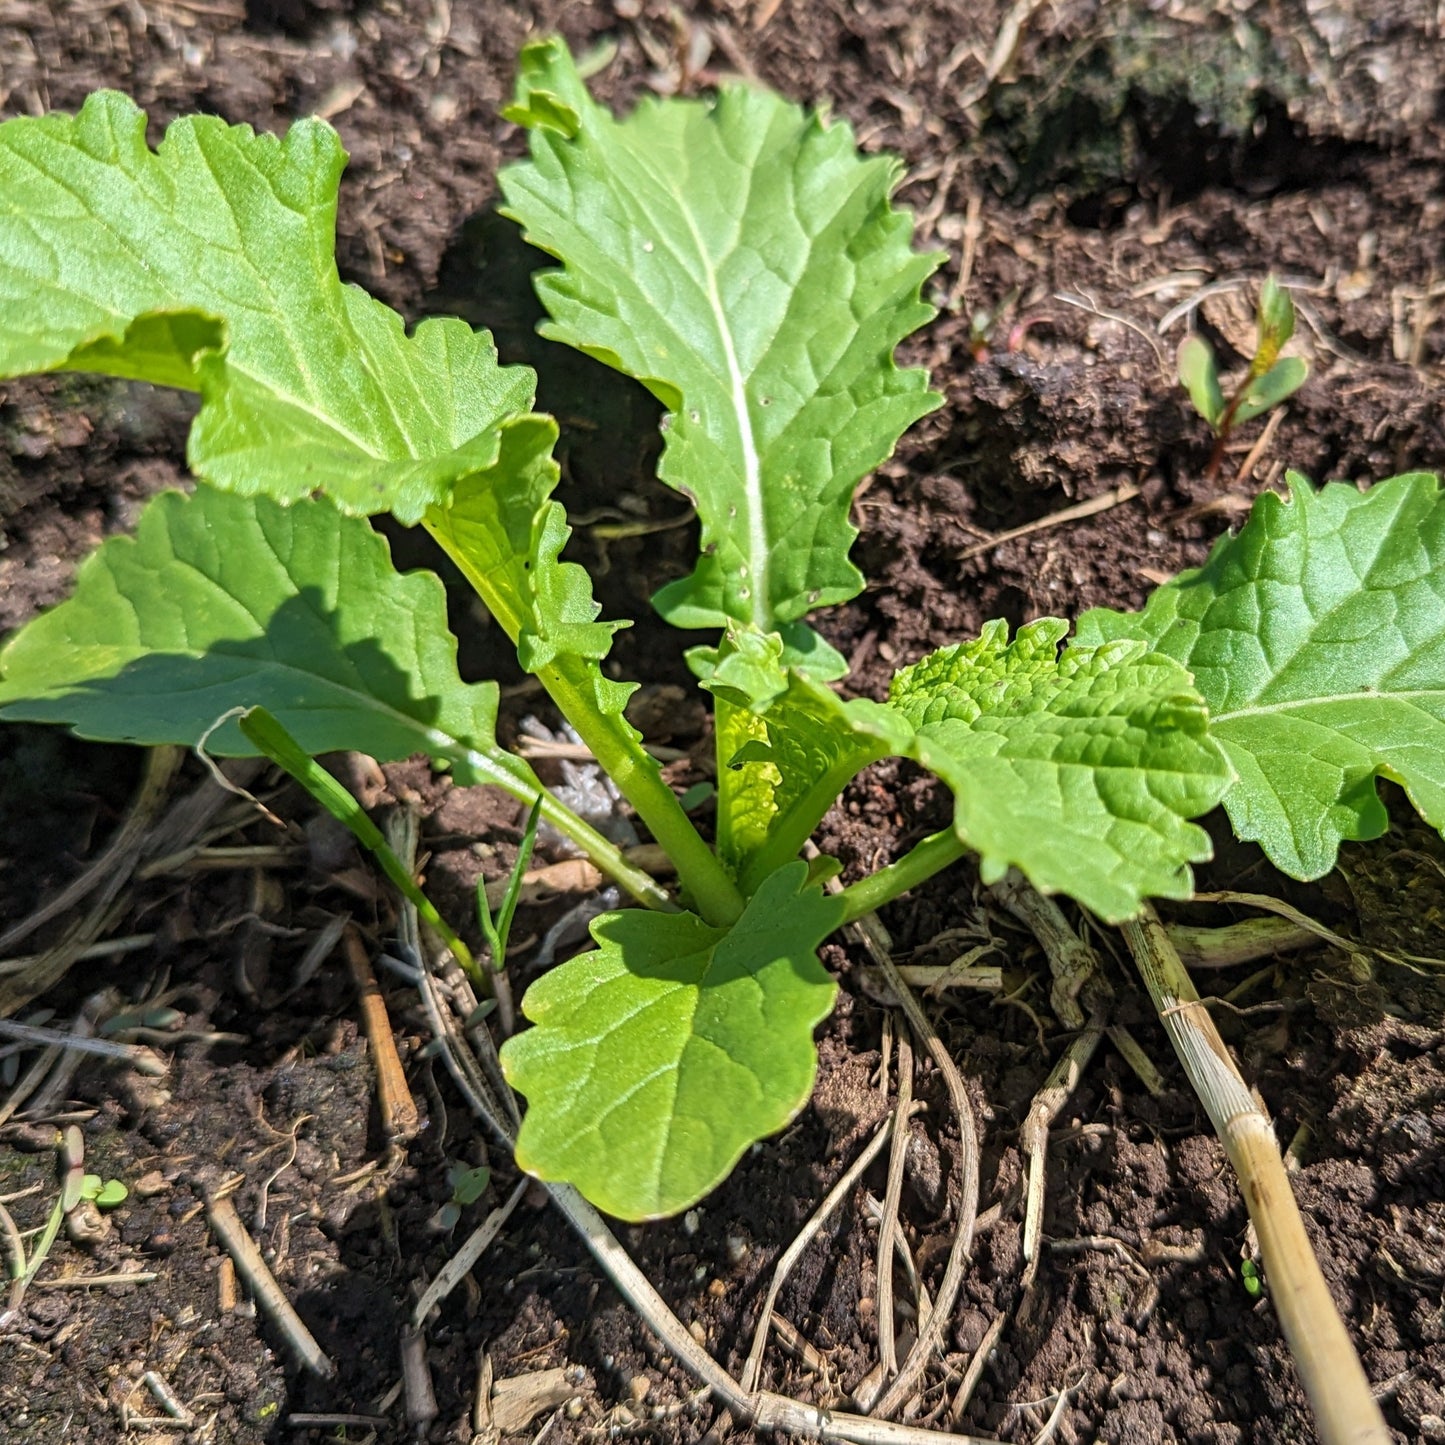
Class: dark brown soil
2,3,1444,1442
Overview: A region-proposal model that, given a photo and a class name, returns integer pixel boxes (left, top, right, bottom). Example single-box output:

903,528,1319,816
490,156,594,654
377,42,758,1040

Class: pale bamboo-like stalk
1120,906,1389,1445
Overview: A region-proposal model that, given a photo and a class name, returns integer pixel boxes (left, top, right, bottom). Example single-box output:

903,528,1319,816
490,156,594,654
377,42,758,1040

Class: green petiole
239,706,483,983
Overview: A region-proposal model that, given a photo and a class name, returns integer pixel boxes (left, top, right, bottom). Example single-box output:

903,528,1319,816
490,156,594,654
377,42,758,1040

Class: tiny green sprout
432,1162,492,1232
679,781,716,813
1177,273,1309,481
81,1175,129,1210
1241,1257,1264,1298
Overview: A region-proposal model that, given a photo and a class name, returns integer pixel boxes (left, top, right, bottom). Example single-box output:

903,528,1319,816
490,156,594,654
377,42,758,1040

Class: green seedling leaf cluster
1,43,1441,1220
1177,274,1308,449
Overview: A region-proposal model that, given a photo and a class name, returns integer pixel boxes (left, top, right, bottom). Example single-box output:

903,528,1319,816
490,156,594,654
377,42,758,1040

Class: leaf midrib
663,178,769,631
1215,687,1445,724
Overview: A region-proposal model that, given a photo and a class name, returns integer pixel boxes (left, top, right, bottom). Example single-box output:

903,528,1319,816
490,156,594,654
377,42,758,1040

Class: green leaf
1178,333,1225,428
1077,472,1445,880
501,862,842,1220
885,620,1232,920
0,91,535,522
1255,274,1295,353
92,1179,129,1209
449,1165,491,1206
500,37,942,644
0,484,539,798
690,619,1227,917
1234,355,1307,425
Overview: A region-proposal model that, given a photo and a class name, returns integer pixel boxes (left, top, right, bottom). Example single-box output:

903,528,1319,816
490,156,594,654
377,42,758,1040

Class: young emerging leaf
1234,356,1308,425
500,863,843,1220
499,38,943,665
1078,472,1445,880
0,485,538,800
1178,333,1225,428
1255,274,1296,354
0,93,535,522
695,621,1230,920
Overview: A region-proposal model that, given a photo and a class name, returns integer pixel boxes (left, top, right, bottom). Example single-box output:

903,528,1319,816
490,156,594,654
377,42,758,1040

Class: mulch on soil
1,2,1444,1442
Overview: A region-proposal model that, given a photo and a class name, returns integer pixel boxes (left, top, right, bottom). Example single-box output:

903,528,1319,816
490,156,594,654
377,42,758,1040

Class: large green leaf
499,38,942,655
0,484,538,798
501,862,842,1220
0,92,535,522
886,620,1231,919
1077,472,1445,879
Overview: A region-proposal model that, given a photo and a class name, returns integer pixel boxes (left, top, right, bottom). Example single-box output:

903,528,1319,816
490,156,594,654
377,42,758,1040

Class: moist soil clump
2,3,1444,1442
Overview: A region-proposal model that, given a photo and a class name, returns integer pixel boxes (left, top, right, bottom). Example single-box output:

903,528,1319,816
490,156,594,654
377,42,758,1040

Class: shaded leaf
0,484,539,797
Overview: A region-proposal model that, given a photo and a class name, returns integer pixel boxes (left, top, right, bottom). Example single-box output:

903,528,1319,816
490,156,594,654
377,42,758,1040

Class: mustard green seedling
1,42,1442,1220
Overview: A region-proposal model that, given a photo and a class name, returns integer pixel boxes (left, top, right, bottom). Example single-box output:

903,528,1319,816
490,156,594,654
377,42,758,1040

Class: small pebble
628,1376,651,1405
688,1321,707,1346
132,1171,168,1198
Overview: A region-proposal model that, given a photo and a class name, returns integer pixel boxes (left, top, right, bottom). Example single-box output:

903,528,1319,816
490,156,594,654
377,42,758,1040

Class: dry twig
203,1191,335,1379
344,925,420,1141
1120,906,1389,1445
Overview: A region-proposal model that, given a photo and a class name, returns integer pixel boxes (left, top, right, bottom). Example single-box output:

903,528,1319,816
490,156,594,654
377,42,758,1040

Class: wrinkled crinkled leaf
0,484,538,798
1077,472,1445,880
885,619,1231,919
500,38,941,658
501,863,842,1220
688,620,1228,918
0,91,535,522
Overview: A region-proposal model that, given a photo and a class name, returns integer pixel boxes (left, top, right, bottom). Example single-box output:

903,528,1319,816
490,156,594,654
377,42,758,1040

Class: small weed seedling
0,42,1441,1238
0,1126,127,1321
1177,274,1309,479
429,1164,492,1234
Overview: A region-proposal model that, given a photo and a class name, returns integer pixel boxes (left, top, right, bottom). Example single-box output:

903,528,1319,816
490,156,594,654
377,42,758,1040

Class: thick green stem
537,660,742,924
834,829,968,924
423,517,742,927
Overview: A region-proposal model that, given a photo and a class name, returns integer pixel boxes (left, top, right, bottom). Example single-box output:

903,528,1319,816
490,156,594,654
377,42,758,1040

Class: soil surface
2,3,1445,1443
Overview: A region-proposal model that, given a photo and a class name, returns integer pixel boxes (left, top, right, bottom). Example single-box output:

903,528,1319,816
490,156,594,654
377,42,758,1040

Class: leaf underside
1078,471,1445,879
500,38,942,657
0,484,535,795
0,92,536,522
501,863,843,1220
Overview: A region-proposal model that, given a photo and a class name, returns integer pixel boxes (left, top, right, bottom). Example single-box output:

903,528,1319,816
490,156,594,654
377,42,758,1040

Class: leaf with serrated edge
0,92,534,522
1077,472,1445,880
500,38,942,653
501,862,842,1220
0,484,539,799
886,620,1231,920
